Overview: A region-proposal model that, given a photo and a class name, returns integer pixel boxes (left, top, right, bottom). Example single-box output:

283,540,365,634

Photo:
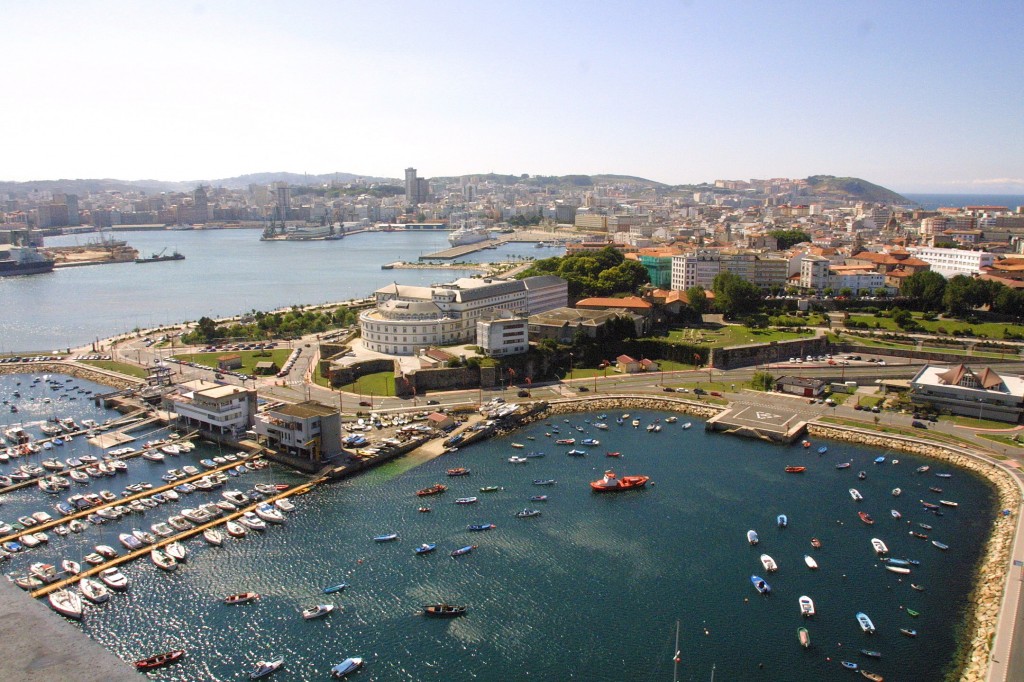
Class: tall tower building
274,182,291,222
193,185,209,223
405,167,429,206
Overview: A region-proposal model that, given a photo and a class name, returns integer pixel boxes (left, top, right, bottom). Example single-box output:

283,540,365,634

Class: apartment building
908,247,994,277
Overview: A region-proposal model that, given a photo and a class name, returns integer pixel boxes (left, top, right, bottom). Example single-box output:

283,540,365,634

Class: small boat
818,446,828,454
747,530,759,545
682,422,692,429
99,567,129,591
858,471,866,480
250,657,284,679
859,649,882,659
580,438,600,446
479,486,502,493
508,456,527,463
841,661,859,671
302,604,335,620
916,465,930,474
871,538,888,554
802,440,811,448
555,438,576,445
423,603,467,617
533,479,556,486
446,468,470,476
468,523,496,532
166,541,187,562
810,537,822,549
799,595,815,617
836,462,851,469
856,612,876,634
751,575,771,594
529,495,548,502
939,500,958,508
631,420,640,428
920,500,940,509
134,650,185,671
450,545,476,557
936,472,952,478
510,443,524,449
418,507,431,513
79,577,110,603
798,626,811,648
330,657,363,678
804,555,818,570
906,608,920,617
849,488,863,501
566,449,587,456
911,584,925,591
226,521,247,537
151,548,178,572
415,543,437,554
224,592,260,604
777,514,788,528
886,565,911,575
204,528,224,546
784,466,805,473
858,511,874,525
910,531,929,539
606,451,622,458
932,540,949,550
323,583,348,594
899,628,917,638
874,456,886,464
891,509,901,520
590,470,649,491
860,672,884,682
62,559,81,575
454,497,478,505
760,554,778,572
516,509,541,518
48,589,84,619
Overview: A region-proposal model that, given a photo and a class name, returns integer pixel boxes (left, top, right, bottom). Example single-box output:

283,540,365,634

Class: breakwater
807,422,1022,682
0,362,143,391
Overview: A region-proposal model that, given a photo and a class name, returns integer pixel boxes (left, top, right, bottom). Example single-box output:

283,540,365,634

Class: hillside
803,175,909,204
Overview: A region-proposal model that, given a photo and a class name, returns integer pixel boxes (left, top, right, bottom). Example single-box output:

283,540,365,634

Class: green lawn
771,314,828,326
977,434,1024,450
660,325,814,348
336,370,395,396
944,415,1021,430
79,360,150,379
174,349,293,375
847,313,1024,339
841,334,1018,359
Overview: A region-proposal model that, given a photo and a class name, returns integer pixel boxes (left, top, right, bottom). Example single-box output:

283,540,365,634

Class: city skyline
4,1,1022,193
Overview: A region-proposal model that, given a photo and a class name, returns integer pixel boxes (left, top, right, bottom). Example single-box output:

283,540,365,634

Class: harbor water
1,374,996,680
0,230,561,353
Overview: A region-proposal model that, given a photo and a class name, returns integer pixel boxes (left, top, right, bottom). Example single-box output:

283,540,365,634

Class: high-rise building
274,182,291,221
193,185,209,223
405,167,429,205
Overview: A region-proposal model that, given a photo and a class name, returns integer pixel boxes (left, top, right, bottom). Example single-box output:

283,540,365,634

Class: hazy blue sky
4,1,1022,192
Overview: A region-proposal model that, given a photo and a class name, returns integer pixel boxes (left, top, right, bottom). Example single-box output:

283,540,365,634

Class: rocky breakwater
525,395,723,424
0,361,143,391
807,422,1022,682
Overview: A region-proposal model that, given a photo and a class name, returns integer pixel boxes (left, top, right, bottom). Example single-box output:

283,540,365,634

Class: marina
0,373,998,680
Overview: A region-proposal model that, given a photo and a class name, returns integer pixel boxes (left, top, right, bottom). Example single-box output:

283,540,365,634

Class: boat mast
710,663,715,682
672,620,680,682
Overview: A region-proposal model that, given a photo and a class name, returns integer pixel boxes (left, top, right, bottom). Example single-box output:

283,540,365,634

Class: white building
253,400,342,462
908,247,994,277
477,313,529,357
798,256,830,290
360,276,567,355
910,364,1024,423
163,380,256,438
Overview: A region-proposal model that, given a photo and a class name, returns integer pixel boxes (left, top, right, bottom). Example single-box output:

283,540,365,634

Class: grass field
335,370,394,396
847,313,1024,339
174,349,293,375
660,325,814,348
841,334,1018,359
977,434,1024,450
79,360,150,379
944,414,1021,430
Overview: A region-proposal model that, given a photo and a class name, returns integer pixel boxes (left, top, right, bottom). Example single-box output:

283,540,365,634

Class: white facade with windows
908,247,994,277
164,381,256,437
477,314,529,357
360,276,566,355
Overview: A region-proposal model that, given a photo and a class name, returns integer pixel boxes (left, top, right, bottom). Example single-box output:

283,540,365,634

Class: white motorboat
151,548,178,572
250,657,284,679
302,604,335,620
804,554,818,570
240,511,267,531
99,567,129,591
760,554,778,572
223,490,250,505
166,541,187,563
48,589,83,619
79,577,110,603
133,529,157,545
886,564,911,575
204,528,225,546
849,488,863,502
871,538,889,555
30,562,59,583
254,503,285,524
747,530,759,545
330,657,363,678
141,450,165,462
168,515,192,531
275,497,295,512
799,595,815,617
119,533,143,551
225,520,247,537
180,508,212,524
151,522,174,538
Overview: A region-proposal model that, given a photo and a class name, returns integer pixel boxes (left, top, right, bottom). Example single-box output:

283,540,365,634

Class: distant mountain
434,172,665,188
206,172,396,190
803,175,909,204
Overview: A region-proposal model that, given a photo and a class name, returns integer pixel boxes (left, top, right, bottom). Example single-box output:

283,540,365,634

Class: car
871,406,880,413
577,386,590,392
853,404,863,410
214,373,224,379
675,388,689,393
788,358,797,363
358,401,372,407
878,360,886,366
693,388,706,395
806,355,813,361
912,420,927,429
928,415,938,422
426,399,440,405
517,390,530,398
663,387,676,392
710,391,722,397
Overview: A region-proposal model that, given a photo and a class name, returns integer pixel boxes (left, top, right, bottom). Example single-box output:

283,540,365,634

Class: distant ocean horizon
901,193,1024,210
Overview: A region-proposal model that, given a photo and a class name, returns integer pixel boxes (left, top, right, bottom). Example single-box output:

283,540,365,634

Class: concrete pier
418,235,512,260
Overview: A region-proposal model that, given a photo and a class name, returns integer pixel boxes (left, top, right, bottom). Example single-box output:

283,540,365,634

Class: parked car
517,390,530,398
675,388,689,393
426,399,440,405
359,401,372,407
870,406,880,413
663,386,676,393
710,391,722,397
693,388,706,395
578,386,590,392
912,420,927,429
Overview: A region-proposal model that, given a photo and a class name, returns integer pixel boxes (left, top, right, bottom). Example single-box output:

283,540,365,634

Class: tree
838,287,854,298
751,371,775,391
822,288,834,298
900,270,947,312
769,229,812,250
943,275,975,317
874,288,889,299
686,286,709,316
712,272,762,319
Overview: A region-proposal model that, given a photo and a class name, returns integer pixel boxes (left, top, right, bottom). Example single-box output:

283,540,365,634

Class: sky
3,1,1023,193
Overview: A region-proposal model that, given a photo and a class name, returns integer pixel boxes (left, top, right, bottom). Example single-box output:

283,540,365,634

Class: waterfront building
910,364,1024,423
909,246,994,277
477,313,529,357
163,380,256,439
775,375,826,397
360,275,567,355
253,400,342,462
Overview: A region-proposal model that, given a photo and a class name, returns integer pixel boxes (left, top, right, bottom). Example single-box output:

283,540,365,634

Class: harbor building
360,276,567,355
253,400,342,462
163,380,257,439
477,313,529,357
910,364,1024,423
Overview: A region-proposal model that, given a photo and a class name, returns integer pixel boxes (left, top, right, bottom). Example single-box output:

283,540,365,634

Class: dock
418,235,513,260
705,406,807,444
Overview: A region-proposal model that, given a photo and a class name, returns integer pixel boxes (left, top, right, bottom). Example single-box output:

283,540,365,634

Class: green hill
803,175,909,204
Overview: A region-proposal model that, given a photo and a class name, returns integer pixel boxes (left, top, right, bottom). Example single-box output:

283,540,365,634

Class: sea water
0,375,997,680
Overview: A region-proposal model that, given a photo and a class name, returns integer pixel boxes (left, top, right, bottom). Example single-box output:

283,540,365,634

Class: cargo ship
135,249,185,264
0,246,55,277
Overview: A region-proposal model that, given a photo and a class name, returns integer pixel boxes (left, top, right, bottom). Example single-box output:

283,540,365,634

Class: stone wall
837,343,1020,365
402,366,484,396
327,358,395,388
806,422,1021,682
710,336,829,369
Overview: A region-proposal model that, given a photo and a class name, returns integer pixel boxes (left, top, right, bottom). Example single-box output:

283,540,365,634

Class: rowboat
860,671,884,681
777,514,788,528
760,554,778,572
836,462,851,469
751,575,771,594
891,509,901,519
373,533,399,542
454,497,478,505
900,628,917,637
323,583,348,594
932,540,949,550
856,612,875,634
415,543,437,554
416,484,447,496
302,604,335,620
892,488,902,497
330,657,363,678
798,626,811,648
871,538,888,554
468,523,496,531
423,603,467,617
859,649,882,659
225,592,260,604
939,500,958,507
906,608,920,617
858,511,874,525
850,488,863,501
804,555,818,570
450,545,476,557
810,537,822,549
784,466,805,473
134,650,185,670
885,565,911,575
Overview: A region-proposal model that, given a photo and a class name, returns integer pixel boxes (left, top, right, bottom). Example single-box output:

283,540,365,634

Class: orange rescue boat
590,470,650,492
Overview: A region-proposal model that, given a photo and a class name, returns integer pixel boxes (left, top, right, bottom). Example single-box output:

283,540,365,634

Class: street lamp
568,352,574,383
978,398,984,424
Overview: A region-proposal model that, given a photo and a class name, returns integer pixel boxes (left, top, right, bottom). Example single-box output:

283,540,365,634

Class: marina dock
418,235,514,260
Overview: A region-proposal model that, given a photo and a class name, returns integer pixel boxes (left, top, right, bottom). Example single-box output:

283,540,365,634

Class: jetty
418,235,514,260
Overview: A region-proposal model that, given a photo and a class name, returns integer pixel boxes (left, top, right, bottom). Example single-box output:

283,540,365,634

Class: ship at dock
135,248,185,264
448,223,492,246
0,245,55,277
